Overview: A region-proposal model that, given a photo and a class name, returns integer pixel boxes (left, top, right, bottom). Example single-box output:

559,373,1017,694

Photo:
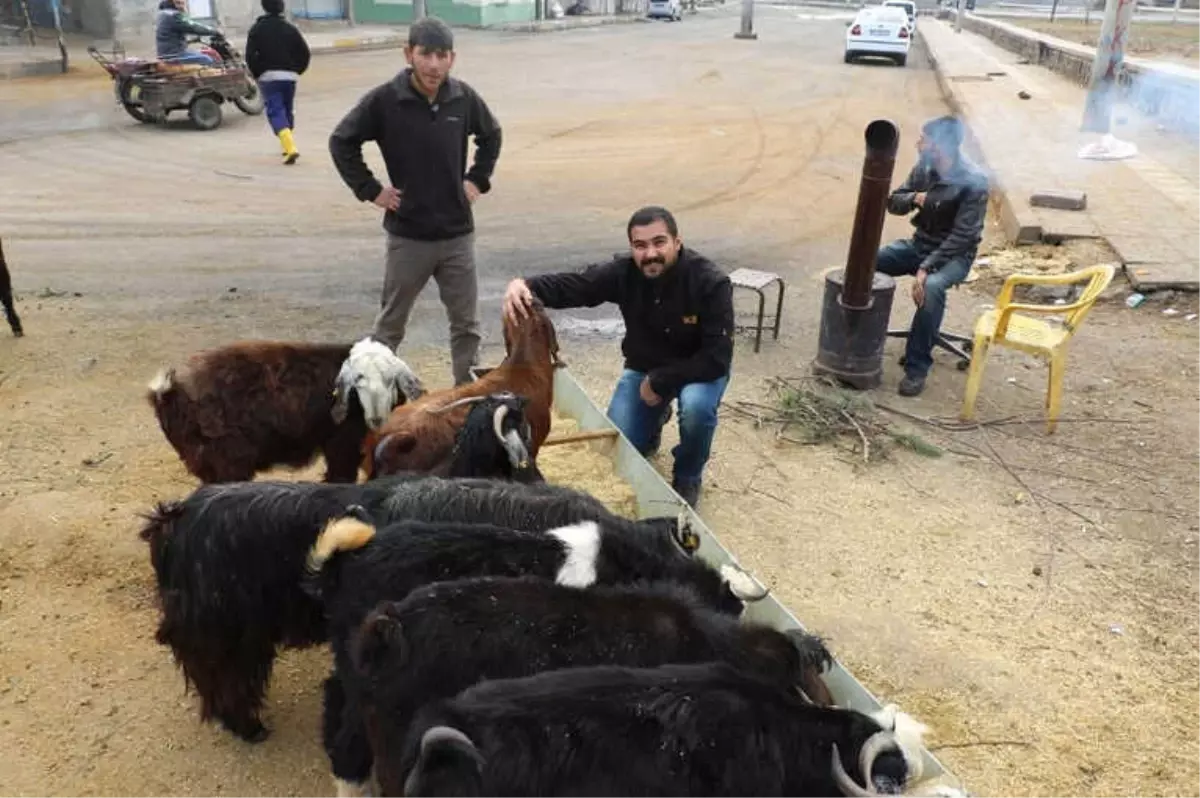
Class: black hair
626,206,679,241
921,115,964,156
408,16,454,52
261,0,285,13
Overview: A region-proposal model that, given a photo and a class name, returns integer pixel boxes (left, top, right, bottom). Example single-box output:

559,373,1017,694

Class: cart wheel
234,80,264,116
118,78,148,123
188,95,223,131
957,359,971,371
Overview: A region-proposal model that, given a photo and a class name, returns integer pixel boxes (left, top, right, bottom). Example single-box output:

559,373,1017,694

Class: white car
844,6,911,66
883,0,917,28
648,0,683,20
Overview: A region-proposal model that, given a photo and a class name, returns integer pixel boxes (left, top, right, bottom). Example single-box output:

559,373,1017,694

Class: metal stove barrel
812,119,902,390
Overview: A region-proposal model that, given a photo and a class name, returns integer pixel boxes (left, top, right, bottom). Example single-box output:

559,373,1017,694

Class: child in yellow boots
244,0,310,164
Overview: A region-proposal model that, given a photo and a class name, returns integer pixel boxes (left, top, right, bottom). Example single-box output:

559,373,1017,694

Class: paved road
0,4,947,350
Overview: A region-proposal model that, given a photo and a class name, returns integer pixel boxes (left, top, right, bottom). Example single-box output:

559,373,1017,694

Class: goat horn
719,563,769,602
492,403,510,443
672,510,700,554
831,743,879,797
858,730,898,796
425,395,488,414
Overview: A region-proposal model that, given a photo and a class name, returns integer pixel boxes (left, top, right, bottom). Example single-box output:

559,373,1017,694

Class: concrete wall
962,13,1200,137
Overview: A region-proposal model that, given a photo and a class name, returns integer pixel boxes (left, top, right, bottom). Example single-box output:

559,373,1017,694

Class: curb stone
914,28,1043,246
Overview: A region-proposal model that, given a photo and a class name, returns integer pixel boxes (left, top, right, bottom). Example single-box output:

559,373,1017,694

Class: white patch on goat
334,777,370,798
338,338,424,429
546,521,601,587
147,369,173,395
871,703,930,783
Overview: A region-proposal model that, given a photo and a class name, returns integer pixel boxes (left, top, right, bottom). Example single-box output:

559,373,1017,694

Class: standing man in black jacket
244,0,310,164
503,206,734,508
877,114,989,397
329,17,502,386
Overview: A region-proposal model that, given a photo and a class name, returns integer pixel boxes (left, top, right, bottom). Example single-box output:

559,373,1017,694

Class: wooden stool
729,268,785,353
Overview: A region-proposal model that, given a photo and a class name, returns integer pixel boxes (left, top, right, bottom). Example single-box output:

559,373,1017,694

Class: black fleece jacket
526,248,734,400
328,70,502,242
887,154,990,273
244,13,310,78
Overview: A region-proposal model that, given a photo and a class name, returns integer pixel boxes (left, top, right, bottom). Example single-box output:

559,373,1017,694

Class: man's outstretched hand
503,279,534,325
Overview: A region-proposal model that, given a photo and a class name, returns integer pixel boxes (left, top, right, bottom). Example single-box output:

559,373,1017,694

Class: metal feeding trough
813,119,903,390
473,363,967,794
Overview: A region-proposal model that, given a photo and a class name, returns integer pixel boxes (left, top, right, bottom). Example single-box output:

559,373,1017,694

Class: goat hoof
10,328,22,338
223,717,270,743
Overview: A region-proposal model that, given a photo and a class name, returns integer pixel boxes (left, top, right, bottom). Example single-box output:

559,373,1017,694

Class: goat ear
331,365,354,424
393,370,425,403
374,433,419,474
351,604,409,678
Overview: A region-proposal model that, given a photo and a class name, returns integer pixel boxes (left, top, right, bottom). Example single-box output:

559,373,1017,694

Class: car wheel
844,50,855,64
895,54,907,66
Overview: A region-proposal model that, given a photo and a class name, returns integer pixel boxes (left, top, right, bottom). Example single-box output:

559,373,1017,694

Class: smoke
1119,65,1200,139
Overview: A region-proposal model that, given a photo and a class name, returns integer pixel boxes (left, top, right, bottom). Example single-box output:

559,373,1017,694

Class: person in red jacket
244,0,310,164
503,206,734,508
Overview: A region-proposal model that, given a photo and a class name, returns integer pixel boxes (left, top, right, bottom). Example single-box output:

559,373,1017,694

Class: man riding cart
156,0,222,66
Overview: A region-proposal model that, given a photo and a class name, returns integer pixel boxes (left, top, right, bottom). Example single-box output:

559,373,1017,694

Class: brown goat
0,236,24,337
366,299,562,478
147,338,423,484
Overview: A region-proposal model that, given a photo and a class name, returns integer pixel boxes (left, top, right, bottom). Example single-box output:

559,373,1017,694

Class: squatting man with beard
503,206,734,508
329,17,502,386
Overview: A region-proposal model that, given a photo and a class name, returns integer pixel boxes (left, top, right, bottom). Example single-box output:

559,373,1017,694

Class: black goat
335,576,833,796
139,470,710,743
399,661,929,798
307,512,769,796
0,236,24,337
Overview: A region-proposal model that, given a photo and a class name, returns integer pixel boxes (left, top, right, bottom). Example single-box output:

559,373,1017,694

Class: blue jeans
161,50,215,65
875,239,973,378
607,369,729,486
260,79,296,135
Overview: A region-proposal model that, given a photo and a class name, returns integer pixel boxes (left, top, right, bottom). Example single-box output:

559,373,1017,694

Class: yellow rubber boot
278,128,299,165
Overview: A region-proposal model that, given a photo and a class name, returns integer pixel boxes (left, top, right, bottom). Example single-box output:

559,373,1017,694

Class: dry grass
1011,17,1200,63
725,376,945,463
538,414,640,518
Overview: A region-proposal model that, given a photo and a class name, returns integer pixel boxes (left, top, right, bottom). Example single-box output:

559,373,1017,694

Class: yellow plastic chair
959,263,1117,434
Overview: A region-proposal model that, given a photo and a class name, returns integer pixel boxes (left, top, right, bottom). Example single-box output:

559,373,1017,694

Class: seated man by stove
877,114,989,397
502,206,734,508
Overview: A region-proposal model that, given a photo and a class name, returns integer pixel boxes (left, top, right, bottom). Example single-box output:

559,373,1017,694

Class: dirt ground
1,7,1197,796
1010,17,1200,64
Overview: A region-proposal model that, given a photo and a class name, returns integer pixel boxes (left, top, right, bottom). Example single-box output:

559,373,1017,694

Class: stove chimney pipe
810,119,902,390
841,119,900,310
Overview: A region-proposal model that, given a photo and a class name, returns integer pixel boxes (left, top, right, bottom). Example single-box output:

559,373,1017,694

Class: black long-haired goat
137,395,544,743
0,236,24,337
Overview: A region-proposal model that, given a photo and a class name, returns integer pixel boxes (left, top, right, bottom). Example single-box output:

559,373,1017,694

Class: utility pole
1081,0,1137,134
413,0,427,20
1172,0,1182,24
734,0,756,38
1049,0,1060,23
953,0,963,32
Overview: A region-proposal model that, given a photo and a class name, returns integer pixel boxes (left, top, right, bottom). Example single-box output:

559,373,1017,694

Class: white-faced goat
305,512,771,797
146,336,424,483
327,575,832,797
397,661,928,798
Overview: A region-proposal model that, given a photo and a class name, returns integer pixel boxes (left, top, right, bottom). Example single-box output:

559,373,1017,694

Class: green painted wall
479,0,535,23
352,0,535,25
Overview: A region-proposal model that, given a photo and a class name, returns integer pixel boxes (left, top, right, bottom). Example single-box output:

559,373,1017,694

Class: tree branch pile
725,376,943,463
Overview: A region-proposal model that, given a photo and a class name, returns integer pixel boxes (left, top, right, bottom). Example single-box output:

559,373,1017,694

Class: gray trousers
373,231,481,386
